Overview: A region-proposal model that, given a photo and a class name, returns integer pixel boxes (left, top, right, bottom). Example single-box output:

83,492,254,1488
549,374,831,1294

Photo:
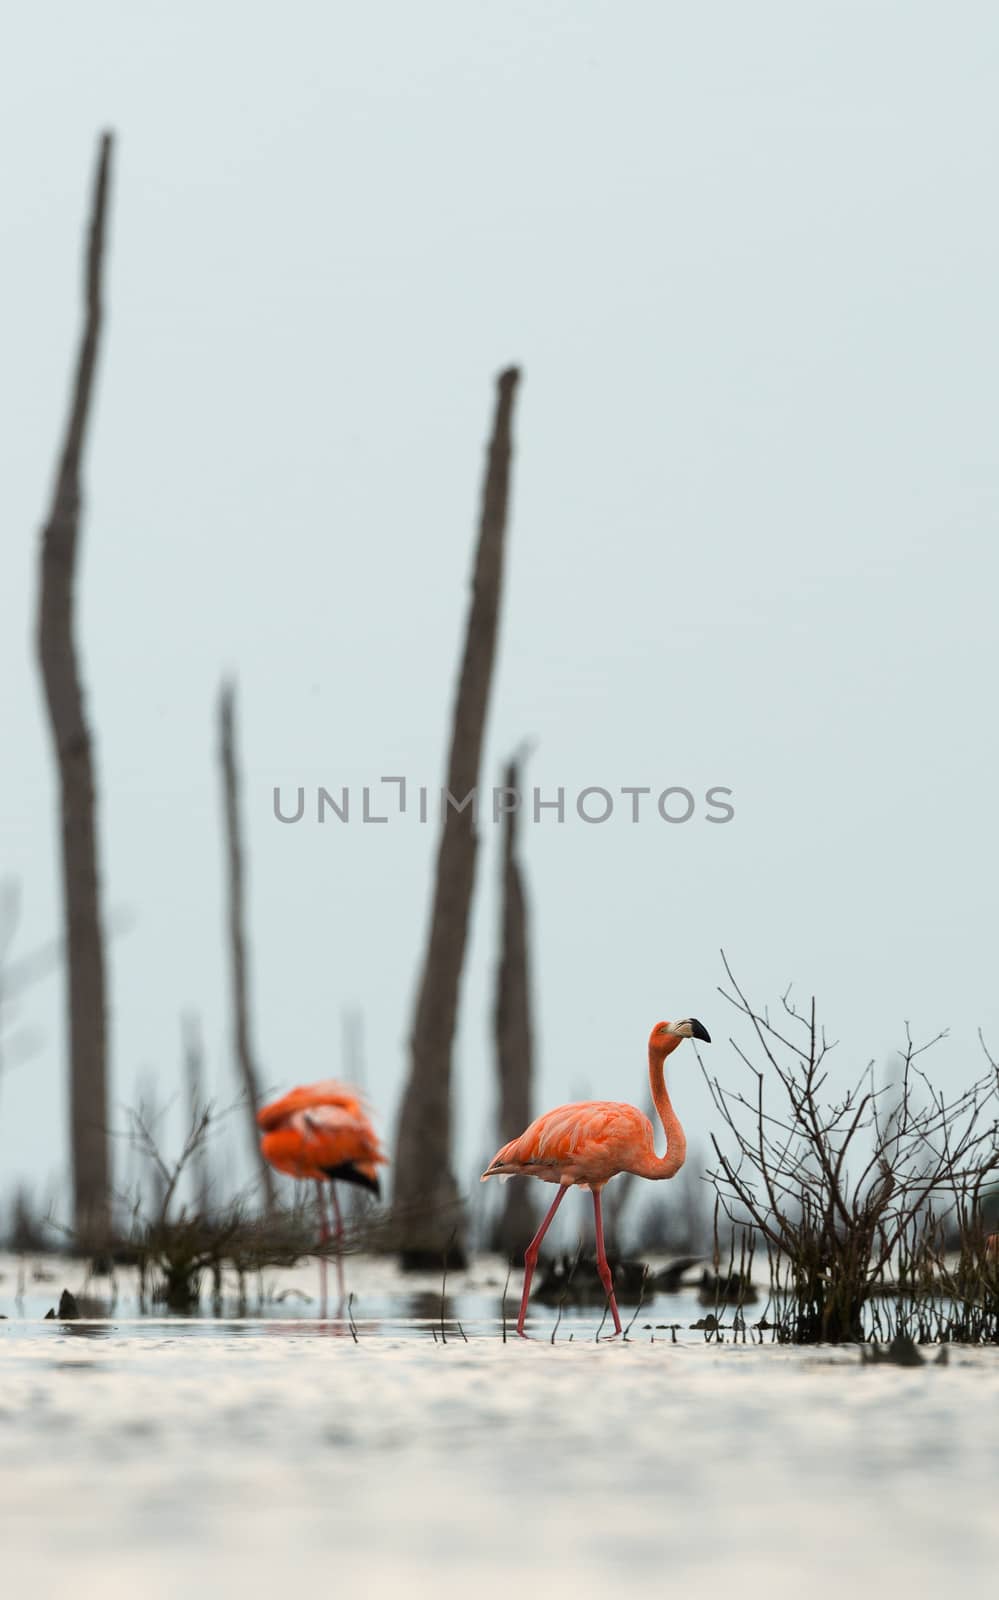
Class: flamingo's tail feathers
323,1161,382,1198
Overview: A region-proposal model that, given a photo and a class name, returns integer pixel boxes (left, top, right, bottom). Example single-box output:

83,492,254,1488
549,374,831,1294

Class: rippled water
3,1255,998,1597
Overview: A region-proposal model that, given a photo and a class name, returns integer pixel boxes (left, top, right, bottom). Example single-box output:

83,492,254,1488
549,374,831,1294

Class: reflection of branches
703,951,999,1343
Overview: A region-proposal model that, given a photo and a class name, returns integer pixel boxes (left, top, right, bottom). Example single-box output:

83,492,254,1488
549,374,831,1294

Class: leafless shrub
120,1094,237,1310
703,954,999,1343
116,1092,390,1313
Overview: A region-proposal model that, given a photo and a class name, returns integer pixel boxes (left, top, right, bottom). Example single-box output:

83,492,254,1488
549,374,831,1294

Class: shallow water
3,1255,998,1597
0,1247,709,1329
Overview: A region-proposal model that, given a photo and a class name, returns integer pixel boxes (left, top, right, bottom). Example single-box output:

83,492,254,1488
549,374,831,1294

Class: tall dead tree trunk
490,749,536,1259
218,680,276,1211
341,1006,366,1089
342,1007,367,1230
392,367,521,1265
182,1012,211,1218
35,133,114,1251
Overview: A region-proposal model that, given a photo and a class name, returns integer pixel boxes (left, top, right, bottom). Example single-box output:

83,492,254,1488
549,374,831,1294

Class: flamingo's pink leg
329,1183,346,1307
592,1188,622,1335
316,1180,329,1315
516,1185,569,1337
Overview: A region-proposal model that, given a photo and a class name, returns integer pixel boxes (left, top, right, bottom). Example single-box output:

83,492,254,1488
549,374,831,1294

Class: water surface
2,1254,996,1596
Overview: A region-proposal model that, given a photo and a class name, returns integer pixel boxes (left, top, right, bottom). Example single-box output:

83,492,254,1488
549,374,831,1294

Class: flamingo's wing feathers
299,1105,387,1171
256,1079,367,1131
481,1101,651,1183
260,1104,387,1182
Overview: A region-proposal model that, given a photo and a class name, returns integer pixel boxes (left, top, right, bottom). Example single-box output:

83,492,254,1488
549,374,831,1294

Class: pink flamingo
257,1081,386,1309
481,1018,710,1336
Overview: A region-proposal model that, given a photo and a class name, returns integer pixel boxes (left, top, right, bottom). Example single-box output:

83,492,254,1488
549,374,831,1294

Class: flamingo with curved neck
481,1017,710,1336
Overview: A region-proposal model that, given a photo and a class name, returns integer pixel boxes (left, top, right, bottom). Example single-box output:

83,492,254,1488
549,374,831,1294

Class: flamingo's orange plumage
486,1100,665,1190
258,1080,385,1194
258,1080,387,1310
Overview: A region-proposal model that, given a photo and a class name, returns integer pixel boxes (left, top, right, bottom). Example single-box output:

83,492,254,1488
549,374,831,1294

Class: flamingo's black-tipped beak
690,1019,711,1044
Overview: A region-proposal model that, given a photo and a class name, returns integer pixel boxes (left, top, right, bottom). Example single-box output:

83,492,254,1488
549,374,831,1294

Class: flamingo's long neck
642,1038,687,1180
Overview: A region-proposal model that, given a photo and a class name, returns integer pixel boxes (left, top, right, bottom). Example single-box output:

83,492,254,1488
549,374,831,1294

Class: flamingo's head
651,1018,711,1051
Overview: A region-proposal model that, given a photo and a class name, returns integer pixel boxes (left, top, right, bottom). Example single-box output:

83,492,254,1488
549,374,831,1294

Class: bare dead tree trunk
341,1006,366,1090
181,1012,211,1217
392,367,522,1265
218,680,276,1212
35,133,114,1251
0,881,21,1099
342,1007,367,1230
490,749,536,1259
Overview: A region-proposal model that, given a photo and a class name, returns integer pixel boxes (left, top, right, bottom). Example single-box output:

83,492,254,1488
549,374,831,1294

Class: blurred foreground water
2,1253,998,1597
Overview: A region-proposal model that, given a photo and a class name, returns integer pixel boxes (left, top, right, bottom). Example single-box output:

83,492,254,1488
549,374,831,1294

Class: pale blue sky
1,2,997,1235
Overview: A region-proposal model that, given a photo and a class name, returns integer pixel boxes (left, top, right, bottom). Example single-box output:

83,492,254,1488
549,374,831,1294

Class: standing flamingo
257,1081,386,1311
481,1018,710,1336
